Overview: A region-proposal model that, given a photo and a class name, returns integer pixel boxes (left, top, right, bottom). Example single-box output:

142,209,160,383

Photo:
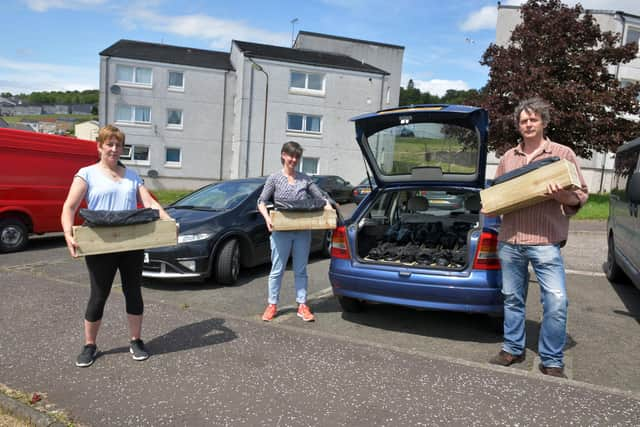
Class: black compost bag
79,208,159,227
493,156,560,186
274,199,326,212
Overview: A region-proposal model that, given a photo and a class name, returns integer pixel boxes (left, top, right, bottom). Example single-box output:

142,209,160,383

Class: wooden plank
480,159,581,215
270,208,337,231
73,219,178,256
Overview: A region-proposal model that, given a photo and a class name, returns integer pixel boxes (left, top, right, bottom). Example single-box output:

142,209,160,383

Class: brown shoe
262,304,277,321
539,364,567,378
489,350,525,366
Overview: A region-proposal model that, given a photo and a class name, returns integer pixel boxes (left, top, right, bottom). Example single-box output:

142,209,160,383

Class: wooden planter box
72,219,178,256
270,208,337,231
480,159,581,215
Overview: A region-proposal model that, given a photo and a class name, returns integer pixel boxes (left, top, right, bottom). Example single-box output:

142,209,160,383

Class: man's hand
546,181,579,207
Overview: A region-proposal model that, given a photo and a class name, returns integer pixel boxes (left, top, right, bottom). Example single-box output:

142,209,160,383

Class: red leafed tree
480,0,640,157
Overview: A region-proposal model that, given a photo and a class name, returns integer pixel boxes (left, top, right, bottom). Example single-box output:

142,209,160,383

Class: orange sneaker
297,303,315,322
262,304,277,321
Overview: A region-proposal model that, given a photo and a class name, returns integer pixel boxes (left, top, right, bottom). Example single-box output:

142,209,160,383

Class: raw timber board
270,208,337,231
480,159,581,215
72,219,178,256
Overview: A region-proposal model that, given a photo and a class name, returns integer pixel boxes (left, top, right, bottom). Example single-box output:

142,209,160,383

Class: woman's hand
64,232,79,257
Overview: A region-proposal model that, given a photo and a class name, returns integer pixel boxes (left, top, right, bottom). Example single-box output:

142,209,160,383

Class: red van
0,128,98,252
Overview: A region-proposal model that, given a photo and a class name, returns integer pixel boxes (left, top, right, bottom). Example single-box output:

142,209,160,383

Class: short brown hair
513,97,551,128
96,124,125,147
280,141,303,164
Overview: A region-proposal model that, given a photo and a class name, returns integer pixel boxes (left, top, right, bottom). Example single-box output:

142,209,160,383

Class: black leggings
84,250,145,322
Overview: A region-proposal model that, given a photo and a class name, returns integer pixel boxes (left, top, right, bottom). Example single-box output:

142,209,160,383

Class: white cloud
123,10,289,49
405,78,470,97
461,6,497,31
24,0,106,12
0,57,96,93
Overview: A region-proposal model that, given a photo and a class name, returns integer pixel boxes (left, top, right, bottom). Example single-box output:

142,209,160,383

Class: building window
287,113,322,134
116,65,152,86
115,104,151,124
620,79,640,102
168,71,184,90
167,109,183,129
297,157,319,175
290,71,325,94
165,147,182,167
121,144,150,165
625,27,640,54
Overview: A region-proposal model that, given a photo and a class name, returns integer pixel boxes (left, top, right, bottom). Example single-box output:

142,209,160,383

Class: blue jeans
268,230,311,305
498,242,568,368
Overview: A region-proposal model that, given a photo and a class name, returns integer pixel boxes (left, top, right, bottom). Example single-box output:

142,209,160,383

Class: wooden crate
73,219,178,256
270,208,337,231
480,159,581,215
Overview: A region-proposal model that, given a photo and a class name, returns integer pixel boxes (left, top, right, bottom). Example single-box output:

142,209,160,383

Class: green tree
480,0,640,157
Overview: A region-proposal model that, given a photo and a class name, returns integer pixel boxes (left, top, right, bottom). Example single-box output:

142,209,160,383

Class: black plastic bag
79,208,159,227
274,199,326,212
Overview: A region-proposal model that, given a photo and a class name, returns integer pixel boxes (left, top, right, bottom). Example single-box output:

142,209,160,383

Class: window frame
297,156,319,175
168,70,185,91
289,70,326,96
164,147,182,168
625,25,640,55
121,144,151,166
166,108,183,129
115,104,152,126
115,64,152,87
286,113,323,135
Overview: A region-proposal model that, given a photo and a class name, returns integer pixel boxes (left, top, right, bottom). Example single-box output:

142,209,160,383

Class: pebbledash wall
492,4,640,193
99,32,403,190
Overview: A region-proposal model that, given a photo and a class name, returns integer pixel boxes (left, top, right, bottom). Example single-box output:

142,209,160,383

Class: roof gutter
219,70,228,180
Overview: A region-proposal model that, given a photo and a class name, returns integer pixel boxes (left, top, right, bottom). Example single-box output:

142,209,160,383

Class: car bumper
142,242,210,280
329,259,503,314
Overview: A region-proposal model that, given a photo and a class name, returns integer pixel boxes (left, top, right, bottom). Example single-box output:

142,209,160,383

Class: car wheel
605,233,626,283
337,295,364,313
215,239,240,285
321,230,332,258
0,218,28,253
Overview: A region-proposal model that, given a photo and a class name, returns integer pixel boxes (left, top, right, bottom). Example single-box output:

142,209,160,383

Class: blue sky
2,0,639,96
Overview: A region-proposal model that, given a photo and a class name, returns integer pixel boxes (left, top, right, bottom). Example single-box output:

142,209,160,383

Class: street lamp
247,57,269,176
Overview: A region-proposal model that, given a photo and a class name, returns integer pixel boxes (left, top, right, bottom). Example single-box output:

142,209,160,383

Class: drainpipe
379,74,386,110
219,70,228,180
103,56,109,125
245,64,255,178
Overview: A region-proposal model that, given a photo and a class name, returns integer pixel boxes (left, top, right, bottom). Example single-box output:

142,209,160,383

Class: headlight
178,233,212,244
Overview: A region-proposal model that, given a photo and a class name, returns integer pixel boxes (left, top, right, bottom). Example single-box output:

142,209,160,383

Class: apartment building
99,33,404,189
495,4,640,192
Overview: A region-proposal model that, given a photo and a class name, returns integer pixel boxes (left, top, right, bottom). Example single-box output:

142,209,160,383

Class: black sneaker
129,339,150,361
76,344,98,367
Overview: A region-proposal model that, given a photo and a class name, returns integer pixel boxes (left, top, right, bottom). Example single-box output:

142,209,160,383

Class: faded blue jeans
267,230,311,305
498,242,568,368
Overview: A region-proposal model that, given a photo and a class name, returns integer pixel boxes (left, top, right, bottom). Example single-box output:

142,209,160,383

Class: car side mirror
629,172,640,204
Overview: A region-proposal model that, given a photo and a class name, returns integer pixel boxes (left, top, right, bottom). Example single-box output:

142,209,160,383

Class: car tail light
472,231,500,270
330,226,350,259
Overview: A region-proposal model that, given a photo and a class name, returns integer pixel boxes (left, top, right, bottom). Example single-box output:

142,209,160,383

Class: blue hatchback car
329,105,503,316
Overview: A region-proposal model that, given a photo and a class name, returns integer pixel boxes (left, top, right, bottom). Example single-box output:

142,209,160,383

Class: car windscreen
172,181,263,210
364,122,479,177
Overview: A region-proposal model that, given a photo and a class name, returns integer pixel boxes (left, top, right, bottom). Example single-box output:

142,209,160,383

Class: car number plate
143,252,149,263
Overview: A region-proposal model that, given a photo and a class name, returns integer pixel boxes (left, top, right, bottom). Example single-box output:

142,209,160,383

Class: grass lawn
153,189,192,206
574,193,608,220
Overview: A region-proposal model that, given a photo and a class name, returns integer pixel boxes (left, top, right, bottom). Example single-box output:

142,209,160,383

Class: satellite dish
110,85,121,95
147,169,159,178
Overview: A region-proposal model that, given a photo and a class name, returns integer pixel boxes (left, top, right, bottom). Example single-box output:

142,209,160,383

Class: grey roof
0,117,9,127
296,31,404,50
100,39,234,71
233,40,388,75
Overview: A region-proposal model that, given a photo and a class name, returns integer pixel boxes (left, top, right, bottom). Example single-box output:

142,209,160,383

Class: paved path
1,255,639,426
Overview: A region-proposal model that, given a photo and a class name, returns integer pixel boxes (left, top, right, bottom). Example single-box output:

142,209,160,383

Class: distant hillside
1,90,99,106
